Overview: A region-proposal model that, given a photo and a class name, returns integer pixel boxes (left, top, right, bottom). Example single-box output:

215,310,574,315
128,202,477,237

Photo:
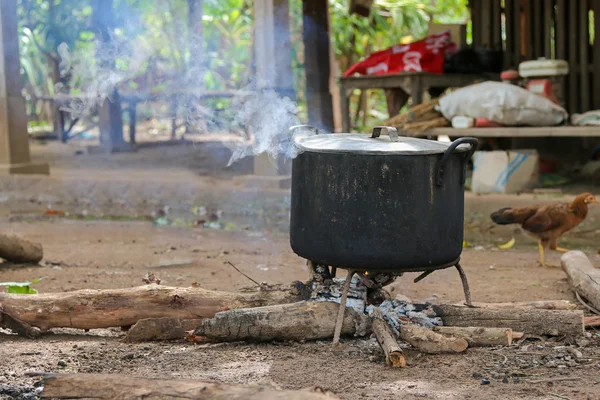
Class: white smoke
55,18,308,167
224,88,301,167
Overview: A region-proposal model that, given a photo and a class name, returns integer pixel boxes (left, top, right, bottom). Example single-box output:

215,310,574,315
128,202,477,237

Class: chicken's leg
538,242,557,267
537,242,546,266
554,247,570,253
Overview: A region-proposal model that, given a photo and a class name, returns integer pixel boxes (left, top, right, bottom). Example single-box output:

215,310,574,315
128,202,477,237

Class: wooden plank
580,0,591,112
471,0,481,47
303,0,334,131
128,101,136,144
593,0,600,109
481,0,492,46
0,0,48,173
504,0,515,67
339,72,500,90
92,0,126,150
523,0,532,60
421,127,600,138
532,0,543,58
492,0,502,49
544,0,553,58
513,0,521,65
569,0,579,113
555,0,567,61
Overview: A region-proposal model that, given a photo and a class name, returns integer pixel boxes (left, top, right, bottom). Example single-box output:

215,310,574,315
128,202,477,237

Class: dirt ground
1,140,600,400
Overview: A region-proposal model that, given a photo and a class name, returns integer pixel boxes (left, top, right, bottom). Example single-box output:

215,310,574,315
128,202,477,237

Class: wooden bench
37,90,254,144
403,126,600,138
339,72,500,132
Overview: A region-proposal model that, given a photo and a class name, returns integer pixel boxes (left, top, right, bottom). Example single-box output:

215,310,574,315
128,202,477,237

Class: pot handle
289,125,319,135
371,126,399,142
436,137,478,186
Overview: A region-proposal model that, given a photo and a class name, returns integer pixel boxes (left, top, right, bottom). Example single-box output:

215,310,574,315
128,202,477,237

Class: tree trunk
40,373,339,400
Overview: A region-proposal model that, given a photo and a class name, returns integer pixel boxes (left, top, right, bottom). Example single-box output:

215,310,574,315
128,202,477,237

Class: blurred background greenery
17,0,469,135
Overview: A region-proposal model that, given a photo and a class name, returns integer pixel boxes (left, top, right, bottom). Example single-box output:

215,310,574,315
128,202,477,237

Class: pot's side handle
436,137,479,187
289,125,319,135
371,126,399,142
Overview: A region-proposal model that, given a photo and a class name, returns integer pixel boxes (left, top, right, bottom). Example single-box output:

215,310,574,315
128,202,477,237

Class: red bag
344,31,457,77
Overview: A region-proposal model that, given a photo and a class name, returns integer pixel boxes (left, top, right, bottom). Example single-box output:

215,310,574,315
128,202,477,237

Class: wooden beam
580,0,591,112
414,126,600,138
532,0,543,58
0,0,49,174
471,0,482,47
481,0,492,47
568,0,579,113
92,0,126,151
593,0,600,109
556,0,567,61
492,0,502,49
303,0,334,132
512,0,521,65
543,0,553,58
504,0,515,67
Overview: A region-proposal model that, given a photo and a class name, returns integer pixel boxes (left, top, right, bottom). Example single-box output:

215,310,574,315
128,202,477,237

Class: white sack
438,81,568,126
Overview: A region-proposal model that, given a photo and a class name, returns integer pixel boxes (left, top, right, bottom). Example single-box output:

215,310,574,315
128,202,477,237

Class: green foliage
16,0,469,131
0,277,45,294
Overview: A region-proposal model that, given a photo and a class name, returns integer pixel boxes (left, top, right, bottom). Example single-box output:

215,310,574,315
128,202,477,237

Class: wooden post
593,0,600,110
128,101,137,144
0,0,49,175
188,0,203,49
92,0,127,152
302,0,334,132
252,0,296,178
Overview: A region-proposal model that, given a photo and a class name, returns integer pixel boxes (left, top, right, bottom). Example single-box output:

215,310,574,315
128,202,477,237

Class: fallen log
561,251,600,313
40,373,339,400
398,324,468,354
0,233,43,264
0,284,305,336
454,300,575,310
372,309,406,367
434,305,584,340
432,326,515,347
193,301,370,343
124,318,203,342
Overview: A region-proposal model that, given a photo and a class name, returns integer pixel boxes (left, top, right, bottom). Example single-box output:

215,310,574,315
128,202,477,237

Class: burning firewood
40,373,340,400
371,309,406,367
0,233,43,264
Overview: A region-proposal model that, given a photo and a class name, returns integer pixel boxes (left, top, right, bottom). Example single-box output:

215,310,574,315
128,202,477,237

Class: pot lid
293,130,471,156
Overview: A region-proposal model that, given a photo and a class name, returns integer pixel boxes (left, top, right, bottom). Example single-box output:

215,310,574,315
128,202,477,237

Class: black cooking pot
289,126,477,272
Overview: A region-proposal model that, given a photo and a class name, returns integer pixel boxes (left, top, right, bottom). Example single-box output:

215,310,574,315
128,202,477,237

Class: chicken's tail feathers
490,207,519,225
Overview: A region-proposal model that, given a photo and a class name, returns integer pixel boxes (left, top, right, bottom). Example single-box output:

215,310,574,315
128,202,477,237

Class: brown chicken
490,192,598,267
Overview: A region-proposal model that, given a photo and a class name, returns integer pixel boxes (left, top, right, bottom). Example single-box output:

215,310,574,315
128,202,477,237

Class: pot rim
293,133,471,156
